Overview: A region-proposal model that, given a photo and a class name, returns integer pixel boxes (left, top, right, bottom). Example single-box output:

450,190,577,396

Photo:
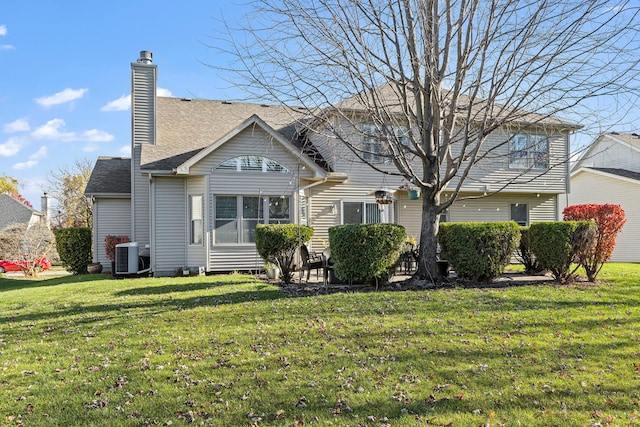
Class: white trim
175,115,326,177
571,167,640,186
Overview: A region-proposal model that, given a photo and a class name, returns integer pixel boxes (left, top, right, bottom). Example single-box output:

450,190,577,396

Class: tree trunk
412,188,441,285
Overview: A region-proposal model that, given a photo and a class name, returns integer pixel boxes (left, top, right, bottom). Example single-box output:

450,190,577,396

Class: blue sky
0,1,245,207
1,2,638,210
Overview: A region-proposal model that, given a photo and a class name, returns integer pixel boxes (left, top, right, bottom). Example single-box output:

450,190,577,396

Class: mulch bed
272,271,595,296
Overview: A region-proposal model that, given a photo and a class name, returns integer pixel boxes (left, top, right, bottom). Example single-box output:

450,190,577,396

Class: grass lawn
1,265,640,426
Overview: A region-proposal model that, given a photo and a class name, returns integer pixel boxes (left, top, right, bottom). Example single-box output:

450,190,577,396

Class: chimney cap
137,51,153,64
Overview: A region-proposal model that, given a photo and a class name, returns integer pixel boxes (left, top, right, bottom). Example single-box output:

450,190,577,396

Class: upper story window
362,124,411,163
215,155,291,174
509,134,549,169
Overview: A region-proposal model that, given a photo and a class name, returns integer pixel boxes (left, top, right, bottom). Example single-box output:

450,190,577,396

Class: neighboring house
567,132,640,262
0,193,48,233
85,51,577,276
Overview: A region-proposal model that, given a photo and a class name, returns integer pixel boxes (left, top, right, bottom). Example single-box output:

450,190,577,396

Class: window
215,196,239,244
214,195,291,244
362,124,385,163
362,124,411,163
268,196,290,224
343,201,383,224
215,155,291,174
189,195,203,245
510,203,528,226
509,134,549,169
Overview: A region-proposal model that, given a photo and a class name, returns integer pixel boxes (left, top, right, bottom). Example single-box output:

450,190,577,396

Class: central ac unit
115,242,139,274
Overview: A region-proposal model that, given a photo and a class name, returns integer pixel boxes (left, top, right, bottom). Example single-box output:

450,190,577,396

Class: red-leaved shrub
104,235,130,261
563,203,626,281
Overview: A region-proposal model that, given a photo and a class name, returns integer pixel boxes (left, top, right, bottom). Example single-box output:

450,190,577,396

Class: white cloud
35,88,88,108
0,25,6,36
79,129,114,142
4,118,30,133
0,137,21,156
0,45,15,51
31,119,74,140
13,160,37,170
101,87,172,112
31,119,113,142
12,146,48,170
101,94,130,111
31,146,47,159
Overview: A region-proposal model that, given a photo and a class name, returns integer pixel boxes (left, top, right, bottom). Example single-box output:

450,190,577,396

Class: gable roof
85,156,132,196
573,132,640,171
176,114,328,177
572,166,640,184
141,97,330,172
0,194,42,231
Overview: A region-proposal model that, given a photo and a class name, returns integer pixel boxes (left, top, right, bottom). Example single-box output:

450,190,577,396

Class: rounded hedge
438,222,520,283
54,227,92,275
328,223,406,285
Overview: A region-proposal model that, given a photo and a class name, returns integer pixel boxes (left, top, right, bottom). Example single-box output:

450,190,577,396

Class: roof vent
137,51,153,64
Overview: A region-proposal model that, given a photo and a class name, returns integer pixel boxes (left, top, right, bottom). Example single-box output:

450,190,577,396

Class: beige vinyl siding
311,117,568,194
447,128,567,194
153,177,187,276
92,198,131,269
131,63,156,146
575,136,640,174
187,176,207,269
448,193,557,223
569,170,640,262
303,179,397,251
396,192,557,237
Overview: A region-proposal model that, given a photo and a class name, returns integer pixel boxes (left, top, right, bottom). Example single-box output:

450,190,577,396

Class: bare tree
47,158,94,229
216,0,640,283
0,222,54,277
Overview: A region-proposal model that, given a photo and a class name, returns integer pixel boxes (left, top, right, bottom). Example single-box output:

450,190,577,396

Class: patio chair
300,245,324,281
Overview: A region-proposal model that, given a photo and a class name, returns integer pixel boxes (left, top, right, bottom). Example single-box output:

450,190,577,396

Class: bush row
438,221,598,283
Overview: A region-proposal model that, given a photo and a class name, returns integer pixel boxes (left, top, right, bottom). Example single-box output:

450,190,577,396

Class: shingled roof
85,156,131,196
141,98,330,172
0,194,42,231
587,167,640,182
605,132,640,148
334,82,579,129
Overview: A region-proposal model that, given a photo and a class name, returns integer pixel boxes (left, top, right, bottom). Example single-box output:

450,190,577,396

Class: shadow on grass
0,287,288,325
114,277,266,296
0,273,108,293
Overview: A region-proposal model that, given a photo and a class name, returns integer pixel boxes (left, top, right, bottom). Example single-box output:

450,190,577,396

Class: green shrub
54,227,92,275
529,221,595,283
438,222,520,283
515,226,544,275
255,224,314,283
328,223,406,286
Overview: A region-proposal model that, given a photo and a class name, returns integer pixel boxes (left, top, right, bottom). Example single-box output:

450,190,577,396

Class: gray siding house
85,51,577,276
0,193,49,233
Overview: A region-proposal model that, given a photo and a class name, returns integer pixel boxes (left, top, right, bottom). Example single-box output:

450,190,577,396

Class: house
85,51,578,276
566,132,640,262
0,193,49,233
